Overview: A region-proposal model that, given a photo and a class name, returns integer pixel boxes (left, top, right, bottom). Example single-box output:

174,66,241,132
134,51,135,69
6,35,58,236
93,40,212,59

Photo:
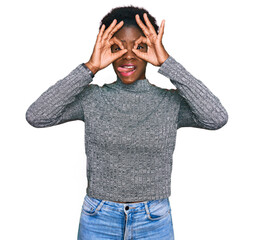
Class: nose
122,46,136,60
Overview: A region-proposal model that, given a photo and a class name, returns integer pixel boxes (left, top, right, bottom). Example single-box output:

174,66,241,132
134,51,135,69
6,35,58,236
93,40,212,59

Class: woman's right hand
85,19,128,75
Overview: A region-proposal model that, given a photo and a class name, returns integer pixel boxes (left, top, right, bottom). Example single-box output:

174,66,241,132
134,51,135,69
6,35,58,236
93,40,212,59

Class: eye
137,45,144,50
114,46,121,51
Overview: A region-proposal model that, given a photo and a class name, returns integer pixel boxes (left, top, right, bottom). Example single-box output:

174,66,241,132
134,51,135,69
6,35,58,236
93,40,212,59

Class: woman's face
111,26,148,84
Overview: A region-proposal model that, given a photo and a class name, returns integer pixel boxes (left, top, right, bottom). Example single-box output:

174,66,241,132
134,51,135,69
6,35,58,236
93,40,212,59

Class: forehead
113,26,145,41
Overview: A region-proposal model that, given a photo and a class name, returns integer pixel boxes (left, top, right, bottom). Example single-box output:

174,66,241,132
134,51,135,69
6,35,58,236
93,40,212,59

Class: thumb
111,49,128,61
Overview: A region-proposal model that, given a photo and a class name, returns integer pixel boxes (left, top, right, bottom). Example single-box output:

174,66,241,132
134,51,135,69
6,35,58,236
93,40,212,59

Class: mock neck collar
107,76,154,92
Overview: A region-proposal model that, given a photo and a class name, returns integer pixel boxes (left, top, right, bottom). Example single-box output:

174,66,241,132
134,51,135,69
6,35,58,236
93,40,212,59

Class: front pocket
146,198,171,221
81,196,103,216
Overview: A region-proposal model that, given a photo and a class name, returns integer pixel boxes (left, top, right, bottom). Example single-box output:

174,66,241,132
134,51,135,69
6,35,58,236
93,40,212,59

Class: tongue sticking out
117,66,136,73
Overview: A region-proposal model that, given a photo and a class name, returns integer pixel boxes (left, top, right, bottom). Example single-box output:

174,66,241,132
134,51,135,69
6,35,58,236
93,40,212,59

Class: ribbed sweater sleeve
25,63,93,128
158,55,228,130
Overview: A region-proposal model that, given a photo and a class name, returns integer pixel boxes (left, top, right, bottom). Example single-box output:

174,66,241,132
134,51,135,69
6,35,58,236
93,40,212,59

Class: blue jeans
77,194,174,239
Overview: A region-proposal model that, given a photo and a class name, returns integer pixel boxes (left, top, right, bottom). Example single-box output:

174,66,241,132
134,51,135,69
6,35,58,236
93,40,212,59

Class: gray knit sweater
25,55,228,202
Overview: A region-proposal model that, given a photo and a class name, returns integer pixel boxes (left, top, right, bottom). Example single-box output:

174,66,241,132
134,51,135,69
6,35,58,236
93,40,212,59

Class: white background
1,0,253,239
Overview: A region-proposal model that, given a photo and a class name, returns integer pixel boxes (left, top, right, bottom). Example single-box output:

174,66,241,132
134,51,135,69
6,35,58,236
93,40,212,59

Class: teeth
122,66,134,69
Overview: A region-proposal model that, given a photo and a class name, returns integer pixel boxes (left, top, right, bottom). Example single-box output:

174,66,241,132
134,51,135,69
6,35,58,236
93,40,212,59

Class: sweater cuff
81,63,95,78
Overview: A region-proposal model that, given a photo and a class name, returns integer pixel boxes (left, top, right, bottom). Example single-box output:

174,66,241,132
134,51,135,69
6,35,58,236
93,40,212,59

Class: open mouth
117,64,136,77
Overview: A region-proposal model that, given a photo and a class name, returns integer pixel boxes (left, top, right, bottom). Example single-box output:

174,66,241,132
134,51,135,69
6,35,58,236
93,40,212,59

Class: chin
120,77,137,84
117,72,144,84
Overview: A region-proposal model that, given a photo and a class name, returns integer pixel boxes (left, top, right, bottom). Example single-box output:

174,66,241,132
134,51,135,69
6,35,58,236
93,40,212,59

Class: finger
96,24,106,43
143,13,157,35
133,36,148,49
132,48,149,61
158,20,165,42
103,19,117,39
109,37,125,50
111,49,128,61
135,14,149,36
108,21,124,39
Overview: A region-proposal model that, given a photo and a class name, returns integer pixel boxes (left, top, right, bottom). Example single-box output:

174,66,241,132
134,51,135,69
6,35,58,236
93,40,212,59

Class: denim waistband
84,194,170,212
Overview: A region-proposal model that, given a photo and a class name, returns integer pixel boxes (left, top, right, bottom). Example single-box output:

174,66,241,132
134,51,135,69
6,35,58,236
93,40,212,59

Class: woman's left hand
132,13,170,66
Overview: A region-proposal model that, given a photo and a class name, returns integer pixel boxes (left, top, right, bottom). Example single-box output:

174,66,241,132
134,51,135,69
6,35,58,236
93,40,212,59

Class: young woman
26,5,228,240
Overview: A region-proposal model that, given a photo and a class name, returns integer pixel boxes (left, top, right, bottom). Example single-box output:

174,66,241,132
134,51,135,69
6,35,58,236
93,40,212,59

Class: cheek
112,62,117,69
112,63,120,74
141,62,147,69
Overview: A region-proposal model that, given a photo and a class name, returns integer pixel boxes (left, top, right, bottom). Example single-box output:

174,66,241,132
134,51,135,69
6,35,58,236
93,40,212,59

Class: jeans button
125,206,129,210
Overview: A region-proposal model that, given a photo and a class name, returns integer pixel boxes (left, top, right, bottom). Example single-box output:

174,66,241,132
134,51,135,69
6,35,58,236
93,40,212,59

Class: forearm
26,63,93,127
158,55,228,130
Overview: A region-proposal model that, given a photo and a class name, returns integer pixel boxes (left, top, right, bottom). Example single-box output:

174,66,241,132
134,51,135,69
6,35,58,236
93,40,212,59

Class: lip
119,69,136,77
117,64,136,77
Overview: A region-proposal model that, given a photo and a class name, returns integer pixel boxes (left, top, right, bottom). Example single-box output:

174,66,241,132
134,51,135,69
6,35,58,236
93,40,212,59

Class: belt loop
144,201,150,216
95,200,105,211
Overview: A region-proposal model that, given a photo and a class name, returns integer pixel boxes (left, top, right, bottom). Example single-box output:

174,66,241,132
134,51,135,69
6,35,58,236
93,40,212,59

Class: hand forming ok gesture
85,19,128,75
132,13,170,66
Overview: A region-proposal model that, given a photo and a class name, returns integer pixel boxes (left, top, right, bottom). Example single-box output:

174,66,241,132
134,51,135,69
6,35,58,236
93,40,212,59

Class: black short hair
99,5,159,34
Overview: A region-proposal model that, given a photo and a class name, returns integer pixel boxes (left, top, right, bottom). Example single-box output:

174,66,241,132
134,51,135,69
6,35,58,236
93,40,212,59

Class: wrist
84,61,99,75
159,53,170,66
